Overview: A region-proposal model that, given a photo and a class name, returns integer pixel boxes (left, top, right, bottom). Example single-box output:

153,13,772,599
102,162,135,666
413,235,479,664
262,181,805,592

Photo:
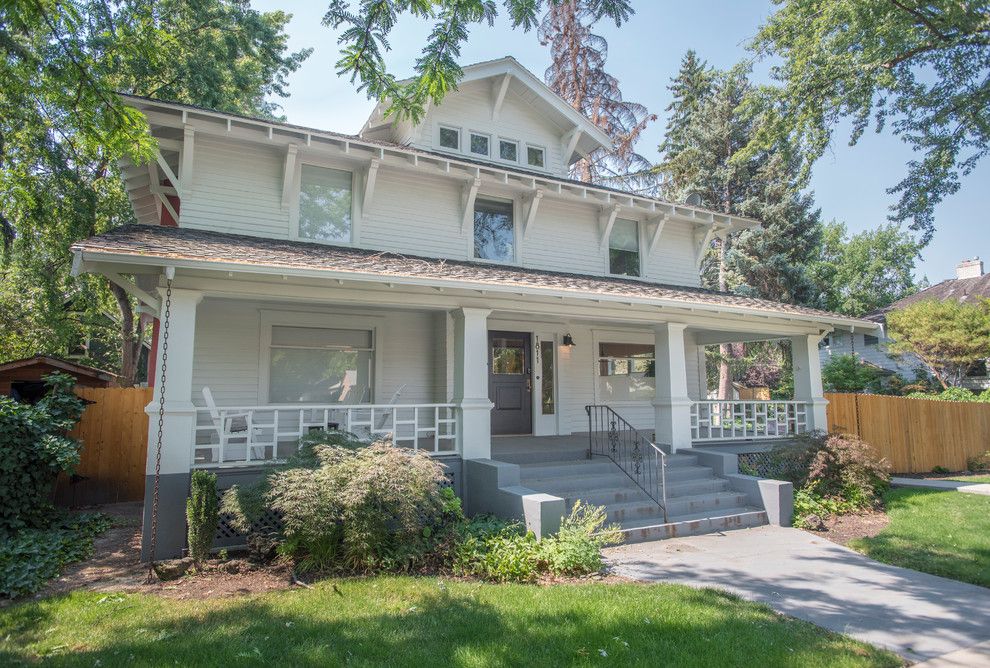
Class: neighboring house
0,355,115,403
820,257,990,390
71,57,875,558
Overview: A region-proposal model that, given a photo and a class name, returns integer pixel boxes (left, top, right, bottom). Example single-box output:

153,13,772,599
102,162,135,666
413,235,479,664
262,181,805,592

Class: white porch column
452,307,493,460
791,333,828,432
142,287,202,560
654,322,693,452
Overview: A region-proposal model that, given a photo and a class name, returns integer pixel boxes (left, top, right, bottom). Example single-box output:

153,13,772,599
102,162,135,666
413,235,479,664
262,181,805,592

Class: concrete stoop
499,444,768,544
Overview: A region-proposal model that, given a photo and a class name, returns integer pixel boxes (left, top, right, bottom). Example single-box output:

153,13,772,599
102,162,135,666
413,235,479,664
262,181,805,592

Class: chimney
956,257,984,280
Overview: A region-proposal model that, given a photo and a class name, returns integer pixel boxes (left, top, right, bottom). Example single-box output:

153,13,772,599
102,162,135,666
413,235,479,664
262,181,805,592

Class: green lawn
851,488,990,588
948,475,990,484
0,577,897,667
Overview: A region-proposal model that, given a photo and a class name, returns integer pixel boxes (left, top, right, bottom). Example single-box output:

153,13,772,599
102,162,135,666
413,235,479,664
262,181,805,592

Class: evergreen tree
538,0,655,188
659,50,712,164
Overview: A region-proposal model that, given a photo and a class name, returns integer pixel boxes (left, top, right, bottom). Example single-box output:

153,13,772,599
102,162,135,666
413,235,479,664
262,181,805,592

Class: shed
0,355,115,403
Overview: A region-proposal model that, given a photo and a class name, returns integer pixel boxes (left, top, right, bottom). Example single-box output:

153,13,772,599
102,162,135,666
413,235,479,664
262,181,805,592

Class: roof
866,273,990,321
0,355,116,382
72,225,874,328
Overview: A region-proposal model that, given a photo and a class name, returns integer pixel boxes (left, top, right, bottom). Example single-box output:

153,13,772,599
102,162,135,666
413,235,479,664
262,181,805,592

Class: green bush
0,373,85,534
967,451,990,472
822,354,882,393
905,387,990,402
186,470,219,564
0,513,111,598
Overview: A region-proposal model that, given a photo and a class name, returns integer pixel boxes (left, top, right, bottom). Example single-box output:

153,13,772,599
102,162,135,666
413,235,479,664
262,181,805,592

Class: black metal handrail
586,405,668,523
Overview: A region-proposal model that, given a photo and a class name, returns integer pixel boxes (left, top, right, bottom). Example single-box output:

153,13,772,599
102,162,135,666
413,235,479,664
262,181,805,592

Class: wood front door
489,331,533,435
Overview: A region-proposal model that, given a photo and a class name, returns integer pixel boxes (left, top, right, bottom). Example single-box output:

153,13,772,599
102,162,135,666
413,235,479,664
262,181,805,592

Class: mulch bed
895,471,988,480
805,511,890,547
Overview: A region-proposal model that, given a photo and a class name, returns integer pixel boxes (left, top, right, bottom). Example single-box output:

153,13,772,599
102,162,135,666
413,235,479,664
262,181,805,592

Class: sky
253,0,987,283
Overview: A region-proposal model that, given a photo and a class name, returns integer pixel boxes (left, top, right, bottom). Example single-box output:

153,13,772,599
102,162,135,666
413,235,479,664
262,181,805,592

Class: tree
810,222,920,317
886,299,990,389
0,1,308,383
538,0,655,187
750,0,990,244
323,0,633,122
821,354,883,393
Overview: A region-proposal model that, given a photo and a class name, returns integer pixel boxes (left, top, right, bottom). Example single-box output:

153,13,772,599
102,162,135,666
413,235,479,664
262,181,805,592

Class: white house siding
644,221,703,288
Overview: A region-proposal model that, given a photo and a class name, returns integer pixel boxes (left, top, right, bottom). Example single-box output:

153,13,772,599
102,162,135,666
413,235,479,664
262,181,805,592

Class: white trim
525,144,547,170
437,123,461,151
497,137,520,163
491,73,512,121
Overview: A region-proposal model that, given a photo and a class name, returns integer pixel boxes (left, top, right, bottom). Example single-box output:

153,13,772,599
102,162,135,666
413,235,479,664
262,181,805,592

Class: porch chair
201,387,270,463
345,384,407,442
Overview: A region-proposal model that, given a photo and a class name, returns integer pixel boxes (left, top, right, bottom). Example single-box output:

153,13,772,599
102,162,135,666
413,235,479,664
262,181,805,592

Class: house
70,57,876,559
0,355,115,403
820,257,990,390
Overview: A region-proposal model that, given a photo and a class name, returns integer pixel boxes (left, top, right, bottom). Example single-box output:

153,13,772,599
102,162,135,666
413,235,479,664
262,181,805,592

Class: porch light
562,333,576,347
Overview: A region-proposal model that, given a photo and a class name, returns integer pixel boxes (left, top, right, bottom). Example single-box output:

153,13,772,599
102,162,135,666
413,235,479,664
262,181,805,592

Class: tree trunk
716,237,734,399
109,282,143,387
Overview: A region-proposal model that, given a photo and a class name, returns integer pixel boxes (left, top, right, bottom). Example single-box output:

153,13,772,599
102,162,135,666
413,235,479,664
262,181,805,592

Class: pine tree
539,0,656,189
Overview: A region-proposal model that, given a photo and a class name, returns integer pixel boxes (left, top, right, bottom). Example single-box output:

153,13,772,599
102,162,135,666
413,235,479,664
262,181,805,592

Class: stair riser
562,489,653,506
495,450,589,465
520,461,619,478
591,494,752,523
618,512,768,544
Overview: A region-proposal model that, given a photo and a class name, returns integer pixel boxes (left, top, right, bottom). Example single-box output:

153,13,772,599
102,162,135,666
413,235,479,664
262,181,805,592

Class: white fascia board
74,248,880,332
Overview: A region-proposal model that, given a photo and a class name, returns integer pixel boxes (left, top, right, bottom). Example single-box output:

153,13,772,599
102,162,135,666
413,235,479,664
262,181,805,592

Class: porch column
791,333,828,432
654,322,693,452
141,288,203,561
452,307,493,460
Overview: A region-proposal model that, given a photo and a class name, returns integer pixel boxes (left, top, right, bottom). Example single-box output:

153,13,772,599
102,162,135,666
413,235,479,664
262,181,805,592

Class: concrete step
494,447,589,465
576,491,751,524
559,486,654,506
615,508,768,544
519,459,620,478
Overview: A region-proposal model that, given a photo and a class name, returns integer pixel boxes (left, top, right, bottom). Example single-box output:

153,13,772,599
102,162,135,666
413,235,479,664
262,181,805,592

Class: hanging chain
146,279,172,582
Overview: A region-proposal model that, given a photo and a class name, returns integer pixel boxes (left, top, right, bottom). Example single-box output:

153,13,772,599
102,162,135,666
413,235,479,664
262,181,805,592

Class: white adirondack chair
201,387,269,462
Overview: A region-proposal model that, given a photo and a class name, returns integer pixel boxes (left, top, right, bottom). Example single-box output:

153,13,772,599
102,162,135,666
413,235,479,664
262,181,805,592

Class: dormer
359,56,612,178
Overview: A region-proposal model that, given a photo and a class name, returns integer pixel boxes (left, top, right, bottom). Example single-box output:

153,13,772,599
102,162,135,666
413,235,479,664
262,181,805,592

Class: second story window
439,125,460,150
499,139,518,162
470,132,490,157
527,145,545,168
474,197,514,262
608,219,640,277
298,164,352,243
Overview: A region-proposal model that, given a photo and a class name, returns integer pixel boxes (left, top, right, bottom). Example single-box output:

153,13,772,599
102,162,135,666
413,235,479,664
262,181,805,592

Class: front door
489,331,533,435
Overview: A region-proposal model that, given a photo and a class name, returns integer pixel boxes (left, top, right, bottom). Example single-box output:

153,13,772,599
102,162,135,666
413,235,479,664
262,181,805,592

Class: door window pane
298,165,352,242
439,126,460,150
470,133,490,156
598,342,655,401
499,140,518,162
492,336,526,374
474,198,514,262
609,219,640,276
540,340,555,415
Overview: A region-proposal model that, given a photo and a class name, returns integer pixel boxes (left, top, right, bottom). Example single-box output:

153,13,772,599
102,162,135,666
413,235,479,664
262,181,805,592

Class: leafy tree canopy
750,0,990,244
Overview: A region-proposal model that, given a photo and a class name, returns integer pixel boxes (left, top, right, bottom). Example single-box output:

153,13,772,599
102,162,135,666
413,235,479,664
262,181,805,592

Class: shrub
967,451,990,472
822,354,881,393
0,373,85,534
0,513,111,598
186,470,219,564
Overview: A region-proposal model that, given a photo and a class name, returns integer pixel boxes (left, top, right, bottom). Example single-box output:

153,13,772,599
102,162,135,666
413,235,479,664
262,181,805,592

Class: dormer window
527,145,545,169
470,132,490,157
499,139,518,162
439,125,460,150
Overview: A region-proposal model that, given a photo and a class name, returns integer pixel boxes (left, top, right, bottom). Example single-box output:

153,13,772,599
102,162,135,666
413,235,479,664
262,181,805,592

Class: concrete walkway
892,477,990,496
604,526,990,664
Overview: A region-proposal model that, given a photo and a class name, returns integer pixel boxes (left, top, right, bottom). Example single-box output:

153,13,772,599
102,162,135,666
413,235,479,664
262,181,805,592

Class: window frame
498,137,519,163
525,144,547,170
258,310,385,406
606,218,643,278
468,131,491,158
471,194,520,265
438,124,461,151
591,330,656,405
290,159,359,246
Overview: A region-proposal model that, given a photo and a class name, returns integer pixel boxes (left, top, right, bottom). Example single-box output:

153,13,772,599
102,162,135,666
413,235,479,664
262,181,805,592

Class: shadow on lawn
0,582,893,667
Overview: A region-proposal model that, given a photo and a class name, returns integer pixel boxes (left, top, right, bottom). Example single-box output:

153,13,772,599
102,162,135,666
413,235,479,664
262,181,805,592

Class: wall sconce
562,333,576,347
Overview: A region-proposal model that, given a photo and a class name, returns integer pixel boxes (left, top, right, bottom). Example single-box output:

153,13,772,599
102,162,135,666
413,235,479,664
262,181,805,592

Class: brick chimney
956,257,984,280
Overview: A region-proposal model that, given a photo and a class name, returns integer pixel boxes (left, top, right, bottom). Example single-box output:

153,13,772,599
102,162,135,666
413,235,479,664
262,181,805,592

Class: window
298,165,352,242
598,342,655,402
491,335,526,374
526,145,545,168
608,219,640,276
474,197,515,262
499,139,518,162
470,132,490,156
540,339,555,415
967,359,988,377
439,125,460,150
268,326,373,404
864,334,880,347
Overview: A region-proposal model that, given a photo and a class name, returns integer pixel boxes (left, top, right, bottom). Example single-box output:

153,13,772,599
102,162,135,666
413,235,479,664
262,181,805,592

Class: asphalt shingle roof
73,224,861,323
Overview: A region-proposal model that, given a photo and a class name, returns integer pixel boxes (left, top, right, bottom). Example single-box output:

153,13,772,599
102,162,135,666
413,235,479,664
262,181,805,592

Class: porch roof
72,225,875,330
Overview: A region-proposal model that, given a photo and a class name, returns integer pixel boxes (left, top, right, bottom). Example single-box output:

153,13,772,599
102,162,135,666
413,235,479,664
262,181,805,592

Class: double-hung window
608,219,641,276
598,342,655,402
474,197,515,262
268,326,374,404
298,165,352,243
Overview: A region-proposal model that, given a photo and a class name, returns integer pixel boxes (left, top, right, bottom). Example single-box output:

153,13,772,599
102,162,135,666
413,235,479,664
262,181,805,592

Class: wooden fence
53,386,152,506
825,392,990,473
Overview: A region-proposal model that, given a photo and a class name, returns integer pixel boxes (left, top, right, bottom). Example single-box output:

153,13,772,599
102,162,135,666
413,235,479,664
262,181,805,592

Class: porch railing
691,401,808,442
193,403,458,468
586,405,668,523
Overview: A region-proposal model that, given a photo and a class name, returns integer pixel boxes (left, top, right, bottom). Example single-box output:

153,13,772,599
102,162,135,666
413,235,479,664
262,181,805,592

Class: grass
948,475,990,484
0,577,898,667
851,488,990,588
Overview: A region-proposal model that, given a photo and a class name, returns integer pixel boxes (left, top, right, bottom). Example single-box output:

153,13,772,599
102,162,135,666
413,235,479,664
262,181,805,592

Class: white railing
691,401,808,442
193,403,458,468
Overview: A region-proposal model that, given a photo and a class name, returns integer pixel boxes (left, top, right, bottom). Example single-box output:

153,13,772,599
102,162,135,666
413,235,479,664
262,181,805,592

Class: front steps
495,441,766,543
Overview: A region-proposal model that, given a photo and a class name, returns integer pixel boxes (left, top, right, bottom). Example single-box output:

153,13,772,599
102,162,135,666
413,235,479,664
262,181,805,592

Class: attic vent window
470,132,490,157
499,139,518,162
439,126,460,150
527,145,545,168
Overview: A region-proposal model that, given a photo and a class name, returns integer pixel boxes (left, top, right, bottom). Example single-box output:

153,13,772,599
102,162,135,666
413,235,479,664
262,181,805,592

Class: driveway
604,526,990,663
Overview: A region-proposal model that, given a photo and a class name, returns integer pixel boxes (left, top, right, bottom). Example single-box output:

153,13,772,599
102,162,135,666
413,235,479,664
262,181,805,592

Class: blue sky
253,0,986,283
